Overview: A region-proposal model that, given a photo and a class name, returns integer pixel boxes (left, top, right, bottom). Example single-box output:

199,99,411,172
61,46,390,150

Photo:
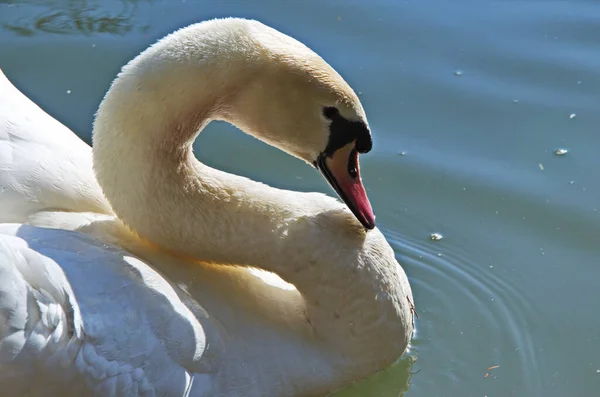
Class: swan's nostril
348,149,359,178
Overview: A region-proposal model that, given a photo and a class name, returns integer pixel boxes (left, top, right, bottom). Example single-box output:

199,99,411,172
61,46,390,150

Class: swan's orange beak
316,141,376,230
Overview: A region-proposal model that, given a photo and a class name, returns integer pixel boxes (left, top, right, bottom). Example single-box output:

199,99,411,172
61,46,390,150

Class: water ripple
385,227,545,396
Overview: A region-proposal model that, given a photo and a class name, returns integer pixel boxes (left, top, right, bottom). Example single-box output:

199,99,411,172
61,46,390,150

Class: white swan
0,18,414,397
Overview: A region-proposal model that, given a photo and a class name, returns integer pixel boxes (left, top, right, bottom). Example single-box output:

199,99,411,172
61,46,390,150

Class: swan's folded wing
0,69,111,223
0,224,211,397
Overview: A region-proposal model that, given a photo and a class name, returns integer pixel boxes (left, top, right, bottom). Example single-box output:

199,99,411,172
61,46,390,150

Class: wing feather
0,224,210,396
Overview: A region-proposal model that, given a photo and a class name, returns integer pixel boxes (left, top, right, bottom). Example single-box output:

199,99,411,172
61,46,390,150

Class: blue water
1,1,599,395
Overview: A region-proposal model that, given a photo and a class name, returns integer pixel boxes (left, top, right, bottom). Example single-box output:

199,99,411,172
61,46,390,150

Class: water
1,0,599,395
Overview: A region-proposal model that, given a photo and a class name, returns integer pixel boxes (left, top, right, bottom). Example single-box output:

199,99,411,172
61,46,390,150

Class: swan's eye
322,106,339,120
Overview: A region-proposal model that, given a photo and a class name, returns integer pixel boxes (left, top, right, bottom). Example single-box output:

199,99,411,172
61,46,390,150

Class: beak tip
362,214,376,230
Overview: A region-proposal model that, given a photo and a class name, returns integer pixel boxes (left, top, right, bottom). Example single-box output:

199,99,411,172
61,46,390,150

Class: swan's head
223,19,376,229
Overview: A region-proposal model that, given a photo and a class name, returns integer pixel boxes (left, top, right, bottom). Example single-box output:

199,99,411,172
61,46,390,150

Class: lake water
1,0,599,396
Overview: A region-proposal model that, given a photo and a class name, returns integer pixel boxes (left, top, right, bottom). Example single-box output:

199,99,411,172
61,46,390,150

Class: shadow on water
1,0,150,36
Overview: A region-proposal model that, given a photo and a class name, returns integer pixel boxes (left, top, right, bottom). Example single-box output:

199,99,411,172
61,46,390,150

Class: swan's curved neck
92,37,411,378
93,49,335,280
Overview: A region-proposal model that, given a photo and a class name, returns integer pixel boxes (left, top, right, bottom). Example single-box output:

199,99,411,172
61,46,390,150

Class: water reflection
335,356,415,397
1,0,149,36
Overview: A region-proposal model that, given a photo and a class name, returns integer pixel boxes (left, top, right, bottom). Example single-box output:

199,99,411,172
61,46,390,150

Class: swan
0,18,414,397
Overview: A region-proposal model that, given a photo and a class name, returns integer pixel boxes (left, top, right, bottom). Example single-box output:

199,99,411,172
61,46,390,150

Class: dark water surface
1,1,599,396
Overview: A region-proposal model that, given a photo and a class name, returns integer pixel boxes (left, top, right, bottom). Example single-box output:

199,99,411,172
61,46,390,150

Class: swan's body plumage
0,18,413,397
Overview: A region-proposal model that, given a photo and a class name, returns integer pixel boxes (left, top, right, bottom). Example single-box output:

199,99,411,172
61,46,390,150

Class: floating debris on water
569,113,576,119
398,151,407,156
569,181,575,185
538,163,544,171
66,90,71,94
454,70,463,76
429,233,443,241
554,148,568,156
512,99,519,104
484,365,500,379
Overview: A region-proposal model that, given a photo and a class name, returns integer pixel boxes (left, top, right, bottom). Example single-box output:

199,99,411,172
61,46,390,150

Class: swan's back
0,69,110,223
